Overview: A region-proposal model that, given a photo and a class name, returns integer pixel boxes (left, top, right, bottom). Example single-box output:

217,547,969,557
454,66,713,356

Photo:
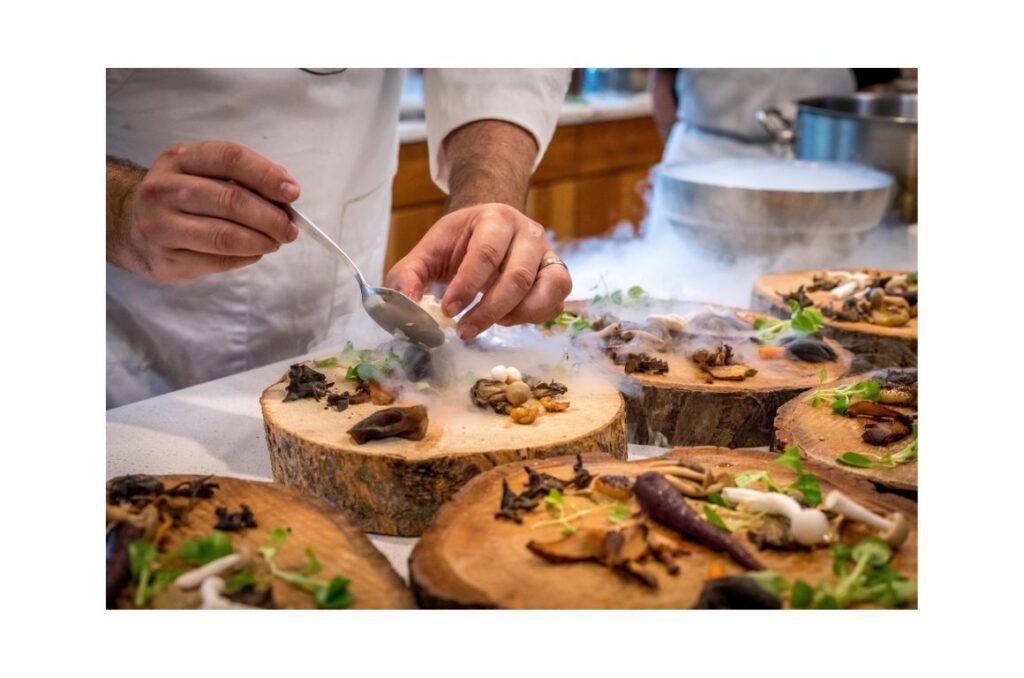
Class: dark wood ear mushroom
347,405,428,444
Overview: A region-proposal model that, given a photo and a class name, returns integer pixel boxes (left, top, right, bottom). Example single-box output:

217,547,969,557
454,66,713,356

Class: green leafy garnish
534,488,632,533
315,576,354,609
128,539,185,607
302,547,322,576
836,422,918,469
174,530,233,566
313,357,339,368
608,503,631,523
538,311,592,333
754,299,823,343
748,536,915,609
733,448,821,506
706,492,730,508
703,506,731,532
812,379,881,413
224,568,258,595
342,346,405,382
258,529,353,609
591,285,649,309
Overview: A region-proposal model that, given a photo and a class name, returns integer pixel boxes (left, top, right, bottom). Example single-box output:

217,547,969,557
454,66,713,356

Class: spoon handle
283,204,369,287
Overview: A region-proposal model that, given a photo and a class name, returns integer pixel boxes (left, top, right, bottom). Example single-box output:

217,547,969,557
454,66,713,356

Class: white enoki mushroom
199,577,259,610
175,551,249,590
823,491,910,547
831,272,873,300
722,488,829,546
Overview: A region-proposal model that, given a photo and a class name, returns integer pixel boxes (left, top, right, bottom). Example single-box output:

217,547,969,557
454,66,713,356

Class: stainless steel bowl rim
797,94,918,126
655,159,894,196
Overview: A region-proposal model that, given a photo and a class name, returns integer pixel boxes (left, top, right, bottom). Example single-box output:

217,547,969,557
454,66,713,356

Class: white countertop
106,353,669,583
398,92,652,143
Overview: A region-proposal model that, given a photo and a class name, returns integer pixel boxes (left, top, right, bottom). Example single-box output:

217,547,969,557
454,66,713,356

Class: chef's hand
106,141,300,284
386,203,572,340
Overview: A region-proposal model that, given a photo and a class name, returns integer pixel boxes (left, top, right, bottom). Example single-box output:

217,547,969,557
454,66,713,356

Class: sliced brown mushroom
526,528,608,563
347,405,428,444
845,401,910,422
603,524,649,567
863,420,913,446
593,475,634,501
367,380,396,406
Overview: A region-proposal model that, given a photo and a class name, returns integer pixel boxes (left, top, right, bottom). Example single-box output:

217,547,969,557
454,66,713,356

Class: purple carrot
634,471,765,571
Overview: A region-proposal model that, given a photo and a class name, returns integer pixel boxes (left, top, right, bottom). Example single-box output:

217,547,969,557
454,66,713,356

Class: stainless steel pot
653,158,894,256
757,93,917,223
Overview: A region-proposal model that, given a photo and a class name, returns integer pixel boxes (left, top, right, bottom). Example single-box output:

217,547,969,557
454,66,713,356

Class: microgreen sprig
812,379,881,414
754,299,823,343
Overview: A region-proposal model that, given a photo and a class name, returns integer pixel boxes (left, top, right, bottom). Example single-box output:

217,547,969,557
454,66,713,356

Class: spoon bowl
284,204,445,349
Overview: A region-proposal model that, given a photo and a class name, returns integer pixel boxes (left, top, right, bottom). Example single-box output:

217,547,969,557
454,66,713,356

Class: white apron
107,68,570,408
662,68,856,164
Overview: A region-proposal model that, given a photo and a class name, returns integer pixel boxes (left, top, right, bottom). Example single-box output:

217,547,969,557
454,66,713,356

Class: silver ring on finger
538,257,568,273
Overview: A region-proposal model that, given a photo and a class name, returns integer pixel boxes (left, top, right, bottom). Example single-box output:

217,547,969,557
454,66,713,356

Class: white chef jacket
662,68,855,164
106,68,570,408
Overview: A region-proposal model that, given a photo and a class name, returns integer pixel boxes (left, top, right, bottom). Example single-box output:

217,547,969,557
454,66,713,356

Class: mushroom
175,550,250,590
722,488,829,547
620,328,671,352
505,381,532,406
490,365,509,383
830,279,860,300
198,576,259,610
347,405,429,444
646,314,686,333
822,491,910,547
505,366,523,383
592,322,621,339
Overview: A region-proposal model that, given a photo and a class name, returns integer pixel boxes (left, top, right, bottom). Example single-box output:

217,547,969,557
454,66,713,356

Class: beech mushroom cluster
470,365,570,423
813,270,917,327
823,491,910,547
722,488,829,547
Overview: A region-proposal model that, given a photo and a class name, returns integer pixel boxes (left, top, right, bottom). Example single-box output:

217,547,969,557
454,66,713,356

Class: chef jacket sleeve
423,68,571,194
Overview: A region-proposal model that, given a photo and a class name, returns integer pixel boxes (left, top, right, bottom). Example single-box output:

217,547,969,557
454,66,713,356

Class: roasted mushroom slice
347,405,428,444
593,475,634,501
863,420,913,446
526,528,608,563
845,401,910,422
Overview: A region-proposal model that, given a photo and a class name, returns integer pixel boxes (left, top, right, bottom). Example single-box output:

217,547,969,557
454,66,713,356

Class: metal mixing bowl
653,158,895,256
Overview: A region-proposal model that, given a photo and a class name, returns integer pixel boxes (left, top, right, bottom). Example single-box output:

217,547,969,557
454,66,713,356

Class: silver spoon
284,204,445,348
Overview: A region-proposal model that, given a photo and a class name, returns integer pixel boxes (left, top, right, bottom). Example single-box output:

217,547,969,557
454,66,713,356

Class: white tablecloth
106,354,669,582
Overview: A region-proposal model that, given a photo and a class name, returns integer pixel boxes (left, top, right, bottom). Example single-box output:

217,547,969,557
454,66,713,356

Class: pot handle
756,107,795,145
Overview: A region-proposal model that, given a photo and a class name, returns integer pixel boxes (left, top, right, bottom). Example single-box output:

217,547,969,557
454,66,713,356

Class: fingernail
287,224,299,241
458,323,478,341
528,222,544,238
280,181,300,201
445,300,464,317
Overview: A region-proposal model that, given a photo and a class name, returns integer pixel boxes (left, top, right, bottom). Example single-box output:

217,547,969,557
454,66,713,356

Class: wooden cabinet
385,115,662,271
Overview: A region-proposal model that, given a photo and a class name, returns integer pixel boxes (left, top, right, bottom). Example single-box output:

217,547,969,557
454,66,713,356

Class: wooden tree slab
261,364,627,537
751,270,917,373
566,301,853,449
774,369,917,493
108,475,414,609
621,319,851,448
409,448,917,609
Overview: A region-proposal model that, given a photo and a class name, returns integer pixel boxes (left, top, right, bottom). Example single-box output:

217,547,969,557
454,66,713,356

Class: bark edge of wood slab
774,368,917,493
623,334,852,450
751,270,917,373
408,448,917,609
108,474,415,609
261,374,628,536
